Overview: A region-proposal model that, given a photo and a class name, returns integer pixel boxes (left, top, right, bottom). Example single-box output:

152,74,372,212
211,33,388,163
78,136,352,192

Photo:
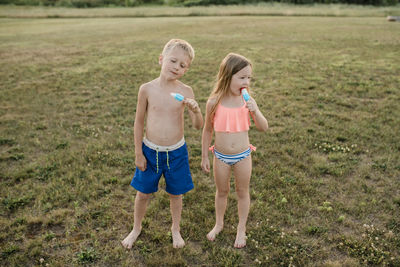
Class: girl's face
229,65,252,96
159,47,191,80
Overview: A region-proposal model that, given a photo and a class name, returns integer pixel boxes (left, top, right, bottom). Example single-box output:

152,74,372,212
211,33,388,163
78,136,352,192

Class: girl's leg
207,157,231,241
169,193,185,248
233,156,252,248
122,191,151,249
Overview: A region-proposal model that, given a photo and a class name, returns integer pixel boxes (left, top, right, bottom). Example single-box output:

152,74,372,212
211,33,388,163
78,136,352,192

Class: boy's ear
158,54,163,65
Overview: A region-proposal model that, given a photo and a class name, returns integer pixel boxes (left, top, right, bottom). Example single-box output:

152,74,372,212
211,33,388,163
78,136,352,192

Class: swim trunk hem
166,185,194,195
131,183,158,194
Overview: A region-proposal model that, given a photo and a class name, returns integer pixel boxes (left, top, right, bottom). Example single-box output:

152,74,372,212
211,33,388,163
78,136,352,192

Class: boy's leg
233,156,252,248
122,191,151,249
207,157,231,241
169,193,185,248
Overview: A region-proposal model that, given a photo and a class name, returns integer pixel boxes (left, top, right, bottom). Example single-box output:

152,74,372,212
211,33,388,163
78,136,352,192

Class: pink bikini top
213,100,251,133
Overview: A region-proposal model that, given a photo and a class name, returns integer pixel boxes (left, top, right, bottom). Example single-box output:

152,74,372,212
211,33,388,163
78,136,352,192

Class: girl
201,53,268,248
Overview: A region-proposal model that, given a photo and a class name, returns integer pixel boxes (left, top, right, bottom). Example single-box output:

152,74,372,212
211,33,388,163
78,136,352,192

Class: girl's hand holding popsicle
241,88,258,113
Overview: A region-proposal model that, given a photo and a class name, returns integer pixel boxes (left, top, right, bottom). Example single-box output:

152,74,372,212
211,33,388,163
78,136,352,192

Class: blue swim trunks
131,138,194,195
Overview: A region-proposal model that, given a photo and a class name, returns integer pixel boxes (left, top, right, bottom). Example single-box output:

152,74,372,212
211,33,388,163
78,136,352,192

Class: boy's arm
134,85,148,171
201,99,215,173
183,87,203,129
186,101,203,130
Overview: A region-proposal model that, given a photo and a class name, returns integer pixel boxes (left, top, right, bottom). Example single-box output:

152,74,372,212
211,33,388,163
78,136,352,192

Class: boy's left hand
246,97,259,113
183,98,201,113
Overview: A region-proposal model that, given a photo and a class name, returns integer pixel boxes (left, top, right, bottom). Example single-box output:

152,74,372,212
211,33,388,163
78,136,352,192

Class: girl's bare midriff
214,131,250,154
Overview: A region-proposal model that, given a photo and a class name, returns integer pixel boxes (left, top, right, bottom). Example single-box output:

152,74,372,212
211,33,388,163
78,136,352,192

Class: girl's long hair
210,53,252,119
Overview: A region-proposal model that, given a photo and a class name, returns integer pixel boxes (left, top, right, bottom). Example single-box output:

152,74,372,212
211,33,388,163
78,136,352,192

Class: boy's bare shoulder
138,79,159,100
177,80,194,97
140,79,158,92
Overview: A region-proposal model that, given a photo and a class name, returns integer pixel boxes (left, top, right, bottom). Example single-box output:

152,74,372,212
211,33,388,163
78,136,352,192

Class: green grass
1,10,400,266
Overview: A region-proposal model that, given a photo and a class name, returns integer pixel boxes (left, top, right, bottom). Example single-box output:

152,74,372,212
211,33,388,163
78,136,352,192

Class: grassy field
1,9,400,267
1,4,400,18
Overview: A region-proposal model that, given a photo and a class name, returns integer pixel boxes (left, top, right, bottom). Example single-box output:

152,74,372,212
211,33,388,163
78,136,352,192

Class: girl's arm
134,85,148,171
201,98,216,173
247,97,269,132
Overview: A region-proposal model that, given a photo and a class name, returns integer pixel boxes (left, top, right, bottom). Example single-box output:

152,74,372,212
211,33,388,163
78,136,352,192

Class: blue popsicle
241,88,250,102
170,92,184,101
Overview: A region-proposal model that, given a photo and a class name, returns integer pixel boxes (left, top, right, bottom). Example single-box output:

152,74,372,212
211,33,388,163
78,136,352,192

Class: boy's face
159,47,191,80
229,65,252,96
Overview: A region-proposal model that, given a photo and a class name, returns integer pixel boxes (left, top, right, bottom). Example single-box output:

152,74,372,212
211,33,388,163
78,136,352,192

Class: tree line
1,0,398,8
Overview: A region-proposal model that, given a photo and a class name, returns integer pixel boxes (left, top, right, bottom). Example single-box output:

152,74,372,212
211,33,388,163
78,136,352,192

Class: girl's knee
236,188,249,199
217,188,230,198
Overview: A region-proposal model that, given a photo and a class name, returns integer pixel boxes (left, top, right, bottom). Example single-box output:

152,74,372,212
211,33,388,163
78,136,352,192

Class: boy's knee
169,194,182,199
137,192,152,200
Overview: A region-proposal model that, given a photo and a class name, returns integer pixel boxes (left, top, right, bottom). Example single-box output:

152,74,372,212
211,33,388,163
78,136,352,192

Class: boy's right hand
201,158,210,173
135,154,147,171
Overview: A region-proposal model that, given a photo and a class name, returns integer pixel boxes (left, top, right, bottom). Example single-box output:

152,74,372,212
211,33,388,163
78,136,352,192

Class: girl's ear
159,54,163,65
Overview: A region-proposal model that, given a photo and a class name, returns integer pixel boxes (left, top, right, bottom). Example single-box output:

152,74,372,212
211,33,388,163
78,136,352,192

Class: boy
122,39,203,249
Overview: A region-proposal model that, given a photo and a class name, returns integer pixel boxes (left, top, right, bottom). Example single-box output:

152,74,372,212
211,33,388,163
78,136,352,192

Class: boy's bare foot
206,225,223,241
121,228,142,249
171,229,185,248
234,229,246,248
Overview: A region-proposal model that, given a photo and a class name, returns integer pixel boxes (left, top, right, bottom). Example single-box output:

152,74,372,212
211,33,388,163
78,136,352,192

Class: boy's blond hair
162,39,195,63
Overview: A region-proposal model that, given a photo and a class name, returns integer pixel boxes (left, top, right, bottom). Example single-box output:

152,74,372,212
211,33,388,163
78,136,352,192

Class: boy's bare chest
148,96,182,114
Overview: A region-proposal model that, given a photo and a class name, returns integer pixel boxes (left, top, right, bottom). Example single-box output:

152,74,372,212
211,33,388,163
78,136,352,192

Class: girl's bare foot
171,229,185,248
121,228,141,249
234,229,246,248
206,225,223,241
